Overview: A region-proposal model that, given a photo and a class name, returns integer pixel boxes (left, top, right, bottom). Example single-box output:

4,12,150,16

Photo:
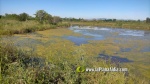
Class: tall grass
0,19,70,35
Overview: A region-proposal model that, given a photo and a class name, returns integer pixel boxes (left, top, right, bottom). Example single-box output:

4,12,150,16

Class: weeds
0,19,70,35
1,37,150,83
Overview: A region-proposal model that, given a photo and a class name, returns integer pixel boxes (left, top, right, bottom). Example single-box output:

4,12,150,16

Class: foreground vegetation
1,28,150,83
1,40,149,84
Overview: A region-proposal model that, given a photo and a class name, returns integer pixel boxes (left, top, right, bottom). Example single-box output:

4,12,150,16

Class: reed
0,19,70,35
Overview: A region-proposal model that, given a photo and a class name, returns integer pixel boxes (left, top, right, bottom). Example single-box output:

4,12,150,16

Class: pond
64,26,150,52
68,26,150,43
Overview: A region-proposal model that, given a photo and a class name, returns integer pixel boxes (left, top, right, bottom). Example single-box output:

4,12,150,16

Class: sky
0,0,150,20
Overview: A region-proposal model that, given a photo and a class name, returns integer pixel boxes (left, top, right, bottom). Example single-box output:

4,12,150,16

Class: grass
1,19,150,83
1,28,150,83
70,21,150,30
1,40,148,84
0,19,70,35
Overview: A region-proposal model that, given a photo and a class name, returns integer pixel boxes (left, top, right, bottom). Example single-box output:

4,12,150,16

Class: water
64,26,150,52
63,35,104,45
120,48,132,52
98,54,133,63
140,46,150,52
69,26,150,39
2,26,150,64
64,26,150,64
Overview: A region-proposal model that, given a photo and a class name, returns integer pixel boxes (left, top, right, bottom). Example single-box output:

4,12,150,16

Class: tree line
0,10,62,24
0,10,150,23
62,18,150,23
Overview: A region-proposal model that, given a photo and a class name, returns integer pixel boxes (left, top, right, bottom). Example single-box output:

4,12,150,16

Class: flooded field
2,26,150,79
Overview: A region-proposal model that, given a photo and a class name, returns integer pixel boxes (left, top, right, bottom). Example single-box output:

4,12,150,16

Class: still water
64,26,150,52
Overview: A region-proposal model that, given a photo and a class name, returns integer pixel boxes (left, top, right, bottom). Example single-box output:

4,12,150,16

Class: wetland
1,25,150,83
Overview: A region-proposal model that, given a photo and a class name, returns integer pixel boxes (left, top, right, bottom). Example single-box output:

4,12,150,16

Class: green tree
19,13,29,21
35,10,47,23
146,17,150,23
28,16,35,20
52,16,62,24
35,10,53,24
0,15,2,19
137,19,140,22
4,13,19,20
113,19,116,22
44,13,53,24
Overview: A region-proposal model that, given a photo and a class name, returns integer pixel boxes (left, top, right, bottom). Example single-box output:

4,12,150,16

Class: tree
4,13,19,20
105,19,112,22
0,15,2,19
146,17,150,23
28,16,35,20
52,16,62,24
19,13,29,21
35,10,47,22
113,19,116,22
137,19,140,22
44,13,53,24
35,10,53,24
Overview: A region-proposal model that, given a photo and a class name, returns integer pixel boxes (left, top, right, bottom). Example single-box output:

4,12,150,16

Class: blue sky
0,0,150,20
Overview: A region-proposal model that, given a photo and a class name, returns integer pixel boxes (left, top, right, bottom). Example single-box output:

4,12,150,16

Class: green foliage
0,19,70,35
52,16,62,25
146,17,150,23
0,15,2,19
35,10,54,24
113,19,116,22
4,13,19,20
62,17,84,22
19,13,29,21
44,12,53,24
1,13,34,21
104,19,113,22
116,22,123,27
28,16,35,20
35,10,46,23
1,39,150,83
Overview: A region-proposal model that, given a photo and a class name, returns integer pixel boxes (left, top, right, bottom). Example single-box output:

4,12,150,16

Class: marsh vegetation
1,26,150,83
1,10,150,84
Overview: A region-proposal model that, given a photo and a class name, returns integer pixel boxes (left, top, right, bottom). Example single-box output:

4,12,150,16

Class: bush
19,13,29,21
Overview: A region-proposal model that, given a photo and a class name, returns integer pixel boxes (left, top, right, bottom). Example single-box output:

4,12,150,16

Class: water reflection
70,25,150,37
120,48,131,52
63,35,104,45
98,54,133,63
66,26,150,52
